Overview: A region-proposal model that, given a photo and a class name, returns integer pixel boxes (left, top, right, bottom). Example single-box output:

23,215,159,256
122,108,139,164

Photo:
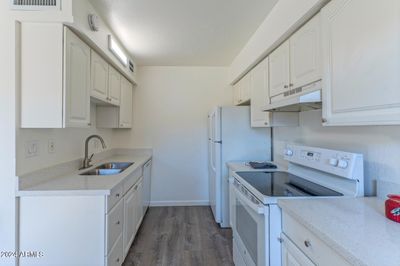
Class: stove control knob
329,158,338,167
337,159,348,169
285,149,293,156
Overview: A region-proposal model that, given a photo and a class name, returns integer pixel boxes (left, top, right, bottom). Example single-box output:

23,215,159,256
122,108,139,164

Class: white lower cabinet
282,234,315,266
142,160,152,214
19,165,149,266
123,177,143,258
282,212,352,266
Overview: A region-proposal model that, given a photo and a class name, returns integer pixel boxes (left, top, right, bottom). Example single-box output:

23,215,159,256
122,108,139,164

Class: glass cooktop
236,171,343,197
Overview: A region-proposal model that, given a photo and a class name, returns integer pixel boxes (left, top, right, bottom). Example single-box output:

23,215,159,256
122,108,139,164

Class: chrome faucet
80,135,107,170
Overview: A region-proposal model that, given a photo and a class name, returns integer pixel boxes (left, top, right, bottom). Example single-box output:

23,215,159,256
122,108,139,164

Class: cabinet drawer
123,167,143,195
282,212,351,266
106,233,123,266
107,184,123,212
106,199,124,255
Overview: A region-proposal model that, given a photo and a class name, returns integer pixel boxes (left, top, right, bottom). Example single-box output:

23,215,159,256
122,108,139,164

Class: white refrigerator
208,106,270,228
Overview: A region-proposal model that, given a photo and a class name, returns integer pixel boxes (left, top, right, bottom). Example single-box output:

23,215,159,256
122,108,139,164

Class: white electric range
229,144,364,266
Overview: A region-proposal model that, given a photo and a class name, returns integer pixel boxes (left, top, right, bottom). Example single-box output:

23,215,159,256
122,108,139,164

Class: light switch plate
25,140,40,158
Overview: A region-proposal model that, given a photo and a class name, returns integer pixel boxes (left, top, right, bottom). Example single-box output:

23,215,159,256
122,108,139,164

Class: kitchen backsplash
273,110,400,196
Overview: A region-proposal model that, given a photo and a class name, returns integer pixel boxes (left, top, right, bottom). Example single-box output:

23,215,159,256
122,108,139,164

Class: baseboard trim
150,200,210,207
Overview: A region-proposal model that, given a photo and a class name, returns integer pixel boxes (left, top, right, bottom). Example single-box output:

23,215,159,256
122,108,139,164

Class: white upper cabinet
233,74,251,105
290,13,321,89
90,50,109,102
269,40,290,98
91,51,121,106
250,57,299,128
250,58,270,127
119,77,133,128
269,14,321,105
63,27,91,128
108,66,121,106
322,0,400,125
20,24,91,128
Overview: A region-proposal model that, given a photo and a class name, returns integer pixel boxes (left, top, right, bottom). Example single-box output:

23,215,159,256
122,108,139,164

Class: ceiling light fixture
108,35,128,66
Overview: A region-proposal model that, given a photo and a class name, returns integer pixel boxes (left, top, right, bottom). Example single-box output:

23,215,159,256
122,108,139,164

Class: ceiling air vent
10,0,60,11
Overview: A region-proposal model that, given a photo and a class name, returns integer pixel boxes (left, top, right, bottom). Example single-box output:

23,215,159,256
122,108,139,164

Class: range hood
263,82,322,112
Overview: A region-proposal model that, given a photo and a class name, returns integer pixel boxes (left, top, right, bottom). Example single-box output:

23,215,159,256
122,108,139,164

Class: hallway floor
122,206,234,266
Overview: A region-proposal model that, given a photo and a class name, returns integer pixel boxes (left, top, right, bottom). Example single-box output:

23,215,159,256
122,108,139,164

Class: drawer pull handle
304,240,311,248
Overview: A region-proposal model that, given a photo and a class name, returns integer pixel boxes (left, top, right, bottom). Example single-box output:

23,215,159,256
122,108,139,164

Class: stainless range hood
263,82,322,112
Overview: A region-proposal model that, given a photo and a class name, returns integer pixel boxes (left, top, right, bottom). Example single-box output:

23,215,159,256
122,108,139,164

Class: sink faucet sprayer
80,135,107,170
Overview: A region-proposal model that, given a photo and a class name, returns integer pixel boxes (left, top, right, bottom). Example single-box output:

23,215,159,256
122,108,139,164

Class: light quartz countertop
278,197,400,266
17,149,152,197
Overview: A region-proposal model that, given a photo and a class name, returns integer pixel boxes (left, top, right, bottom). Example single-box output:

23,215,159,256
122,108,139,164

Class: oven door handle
233,186,265,215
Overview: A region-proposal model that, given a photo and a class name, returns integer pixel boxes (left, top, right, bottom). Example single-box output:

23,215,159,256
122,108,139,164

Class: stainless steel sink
96,162,133,170
80,162,134,176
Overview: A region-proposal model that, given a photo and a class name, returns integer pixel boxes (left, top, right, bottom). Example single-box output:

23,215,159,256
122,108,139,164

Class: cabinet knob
87,123,92,126
284,85,289,89
304,240,312,248
116,220,120,225
289,83,294,87
116,193,120,198
277,237,283,243
264,122,269,125
116,258,120,262
322,118,327,123
120,124,124,127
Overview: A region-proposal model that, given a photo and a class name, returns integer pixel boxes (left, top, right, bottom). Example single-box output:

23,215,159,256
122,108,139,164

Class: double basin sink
80,162,134,176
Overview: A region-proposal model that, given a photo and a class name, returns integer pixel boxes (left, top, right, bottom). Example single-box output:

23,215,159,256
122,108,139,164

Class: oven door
232,180,269,266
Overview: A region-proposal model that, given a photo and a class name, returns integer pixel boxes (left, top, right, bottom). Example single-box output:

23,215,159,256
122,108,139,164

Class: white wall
229,0,329,84
273,110,400,196
0,3,17,266
114,67,232,205
16,104,116,176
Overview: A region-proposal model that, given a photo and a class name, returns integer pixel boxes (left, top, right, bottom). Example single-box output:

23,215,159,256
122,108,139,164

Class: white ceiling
90,0,278,66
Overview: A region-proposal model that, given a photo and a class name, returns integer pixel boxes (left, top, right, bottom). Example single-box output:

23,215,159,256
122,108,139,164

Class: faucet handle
89,153,94,161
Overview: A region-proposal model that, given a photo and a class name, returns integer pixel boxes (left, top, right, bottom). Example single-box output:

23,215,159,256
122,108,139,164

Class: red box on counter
386,195,400,223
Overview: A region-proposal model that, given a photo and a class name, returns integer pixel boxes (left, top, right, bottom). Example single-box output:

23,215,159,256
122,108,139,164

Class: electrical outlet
25,140,40,158
48,140,56,153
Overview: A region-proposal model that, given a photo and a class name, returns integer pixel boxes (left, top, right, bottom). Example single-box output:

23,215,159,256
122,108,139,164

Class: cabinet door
250,58,271,127
119,77,133,128
290,13,321,89
90,50,109,102
64,27,91,127
269,40,290,99
123,186,137,258
240,74,251,103
142,160,152,214
108,66,121,106
135,180,144,230
322,0,400,125
282,234,315,266
233,82,241,105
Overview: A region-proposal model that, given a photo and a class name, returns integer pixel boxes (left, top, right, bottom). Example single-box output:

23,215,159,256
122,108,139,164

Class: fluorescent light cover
108,35,128,66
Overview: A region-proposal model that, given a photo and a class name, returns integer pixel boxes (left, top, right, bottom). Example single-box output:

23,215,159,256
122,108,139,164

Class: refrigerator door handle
214,141,222,144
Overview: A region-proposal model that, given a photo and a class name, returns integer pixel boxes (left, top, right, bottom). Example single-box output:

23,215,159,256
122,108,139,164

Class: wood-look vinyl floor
122,206,234,266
